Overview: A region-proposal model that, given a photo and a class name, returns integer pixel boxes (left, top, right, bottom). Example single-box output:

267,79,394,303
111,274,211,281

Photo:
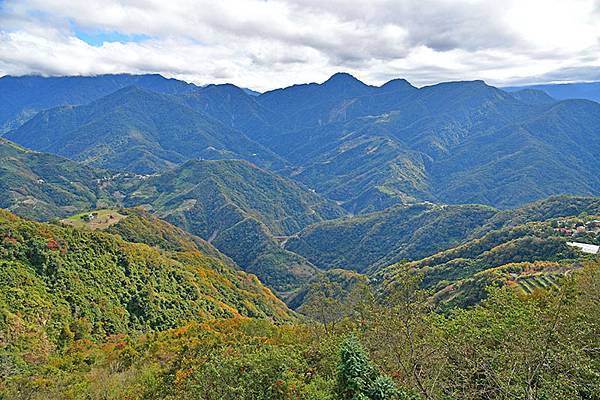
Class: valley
2,73,600,301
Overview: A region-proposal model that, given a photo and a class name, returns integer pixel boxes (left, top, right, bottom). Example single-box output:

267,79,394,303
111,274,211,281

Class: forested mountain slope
0,209,291,348
3,127,599,303
0,141,345,294
471,195,600,237
286,196,600,311
258,79,600,211
285,202,497,273
286,196,600,277
378,196,600,307
5,86,283,174
180,74,600,212
0,138,127,220
124,159,346,293
105,208,236,264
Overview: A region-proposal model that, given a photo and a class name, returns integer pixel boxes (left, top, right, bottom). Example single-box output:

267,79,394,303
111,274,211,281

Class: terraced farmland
515,273,561,294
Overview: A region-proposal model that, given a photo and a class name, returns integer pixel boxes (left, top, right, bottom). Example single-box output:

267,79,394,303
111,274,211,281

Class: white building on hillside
567,242,600,255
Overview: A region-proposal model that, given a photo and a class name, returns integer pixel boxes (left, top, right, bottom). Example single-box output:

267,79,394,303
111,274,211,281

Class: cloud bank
1,0,599,91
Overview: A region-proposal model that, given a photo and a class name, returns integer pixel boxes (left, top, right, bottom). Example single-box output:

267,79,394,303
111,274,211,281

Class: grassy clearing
61,209,127,230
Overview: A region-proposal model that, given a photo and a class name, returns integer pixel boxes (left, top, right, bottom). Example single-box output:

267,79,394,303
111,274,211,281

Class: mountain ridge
3,72,600,213
504,81,600,103
0,73,198,132
5,85,285,174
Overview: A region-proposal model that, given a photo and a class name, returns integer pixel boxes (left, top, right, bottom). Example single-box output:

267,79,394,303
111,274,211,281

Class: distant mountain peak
380,78,416,92
421,79,504,98
87,84,163,106
322,72,367,87
203,83,247,95
442,79,488,87
113,84,149,94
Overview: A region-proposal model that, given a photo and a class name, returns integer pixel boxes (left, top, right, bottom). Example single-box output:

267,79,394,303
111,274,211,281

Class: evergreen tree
337,336,398,400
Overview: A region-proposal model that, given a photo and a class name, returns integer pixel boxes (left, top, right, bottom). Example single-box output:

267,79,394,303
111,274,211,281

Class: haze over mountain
0,74,197,133
504,81,600,103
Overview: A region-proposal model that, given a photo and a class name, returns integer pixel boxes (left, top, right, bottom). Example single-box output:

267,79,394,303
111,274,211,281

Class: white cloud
0,0,599,91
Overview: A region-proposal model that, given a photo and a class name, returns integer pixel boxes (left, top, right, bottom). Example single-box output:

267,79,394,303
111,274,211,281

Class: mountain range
4,73,600,214
2,72,600,296
2,134,599,303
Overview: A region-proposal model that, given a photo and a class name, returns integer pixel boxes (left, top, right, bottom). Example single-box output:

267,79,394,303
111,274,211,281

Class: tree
344,279,377,326
302,276,345,335
337,336,398,400
365,268,440,400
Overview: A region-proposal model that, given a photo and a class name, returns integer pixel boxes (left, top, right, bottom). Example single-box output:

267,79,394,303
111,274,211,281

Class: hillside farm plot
515,273,561,294
61,209,127,230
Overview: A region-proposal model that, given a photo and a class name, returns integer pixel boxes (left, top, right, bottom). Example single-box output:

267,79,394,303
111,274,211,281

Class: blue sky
71,24,150,47
0,0,599,91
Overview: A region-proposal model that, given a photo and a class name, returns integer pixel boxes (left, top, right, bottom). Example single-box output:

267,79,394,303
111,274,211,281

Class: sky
0,0,599,91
